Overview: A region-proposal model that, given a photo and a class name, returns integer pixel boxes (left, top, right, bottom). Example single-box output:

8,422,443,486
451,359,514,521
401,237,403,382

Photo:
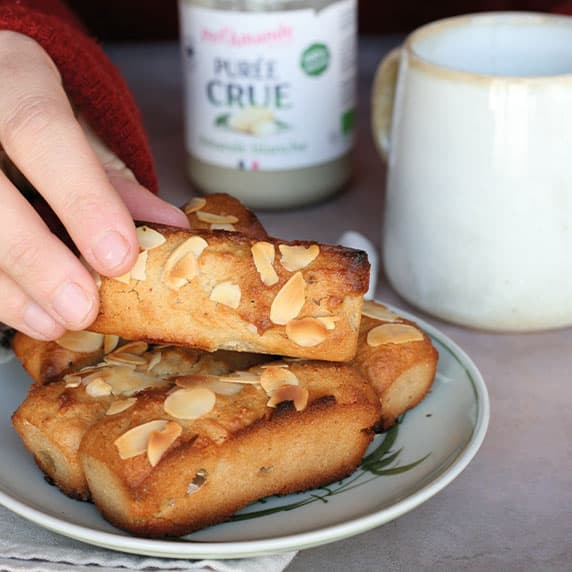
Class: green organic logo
301,43,330,77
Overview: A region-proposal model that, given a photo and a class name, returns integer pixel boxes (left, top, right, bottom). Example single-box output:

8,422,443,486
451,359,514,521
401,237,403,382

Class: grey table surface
106,37,572,571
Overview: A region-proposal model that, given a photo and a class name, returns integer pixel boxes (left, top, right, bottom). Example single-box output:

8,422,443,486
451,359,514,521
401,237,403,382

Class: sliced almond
361,301,400,323
146,351,162,372
195,211,238,225
251,242,279,286
206,380,244,396
279,244,320,272
85,377,113,397
267,385,309,411
105,352,148,367
218,371,261,385
130,250,148,281
183,197,207,214
162,236,208,291
103,335,120,354
285,317,328,347
260,366,299,396
64,374,82,388
112,272,131,285
147,421,182,467
210,223,236,232
366,323,424,347
163,387,216,419
209,281,241,309
270,272,306,325
106,397,137,415
136,225,166,250
105,366,168,396
316,316,339,331
114,420,169,460
55,331,104,353
115,341,148,355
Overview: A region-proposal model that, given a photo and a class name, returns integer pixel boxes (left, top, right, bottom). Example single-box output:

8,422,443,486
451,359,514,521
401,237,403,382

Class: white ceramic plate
0,307,489,559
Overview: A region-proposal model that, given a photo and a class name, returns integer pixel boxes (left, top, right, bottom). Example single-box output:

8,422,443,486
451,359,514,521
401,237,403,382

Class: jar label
179,0,356,171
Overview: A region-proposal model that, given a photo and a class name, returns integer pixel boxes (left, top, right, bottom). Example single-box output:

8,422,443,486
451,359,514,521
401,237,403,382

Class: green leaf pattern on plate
230,421,431,522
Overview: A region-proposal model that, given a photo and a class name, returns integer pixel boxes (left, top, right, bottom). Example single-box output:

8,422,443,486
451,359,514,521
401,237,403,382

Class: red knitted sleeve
0,0,158,192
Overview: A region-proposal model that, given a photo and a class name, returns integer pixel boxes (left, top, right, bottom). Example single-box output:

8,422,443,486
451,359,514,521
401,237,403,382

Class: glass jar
178,0,357,209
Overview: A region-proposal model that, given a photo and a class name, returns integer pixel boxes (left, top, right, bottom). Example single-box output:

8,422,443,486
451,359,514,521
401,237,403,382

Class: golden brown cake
11,331,105,385
78,360,380,537
12,192,268,386
181,193,268,240
90,224,369,362
12,343,269,499
353,300,438,429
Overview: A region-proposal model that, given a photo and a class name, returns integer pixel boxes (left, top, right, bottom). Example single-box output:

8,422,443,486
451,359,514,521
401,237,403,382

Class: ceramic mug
372,12,572,331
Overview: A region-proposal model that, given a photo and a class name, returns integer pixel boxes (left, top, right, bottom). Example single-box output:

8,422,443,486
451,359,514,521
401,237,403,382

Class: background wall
66,0,570,41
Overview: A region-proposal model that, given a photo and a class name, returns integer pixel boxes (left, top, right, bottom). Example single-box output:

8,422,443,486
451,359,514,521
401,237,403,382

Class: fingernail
52,282,94,327
23,303,59,339
92,230,130,271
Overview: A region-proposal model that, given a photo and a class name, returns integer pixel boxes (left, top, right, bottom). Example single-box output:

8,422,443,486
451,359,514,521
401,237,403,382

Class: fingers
0,31,138,278
109,172,191,228
78,116,190,229
0,271,66,341
0,170,99,336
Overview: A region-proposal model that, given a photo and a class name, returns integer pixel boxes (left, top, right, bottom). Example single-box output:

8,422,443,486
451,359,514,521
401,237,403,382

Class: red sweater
0,0,158,192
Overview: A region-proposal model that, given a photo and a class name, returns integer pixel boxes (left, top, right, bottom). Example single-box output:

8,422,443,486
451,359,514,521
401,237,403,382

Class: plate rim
0,303,490,560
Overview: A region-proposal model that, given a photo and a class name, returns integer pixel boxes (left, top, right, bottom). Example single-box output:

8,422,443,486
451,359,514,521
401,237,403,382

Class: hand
0,31,189,341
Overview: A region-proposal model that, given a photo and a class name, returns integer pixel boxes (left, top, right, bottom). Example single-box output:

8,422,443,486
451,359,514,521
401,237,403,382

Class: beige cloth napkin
0,506,297,572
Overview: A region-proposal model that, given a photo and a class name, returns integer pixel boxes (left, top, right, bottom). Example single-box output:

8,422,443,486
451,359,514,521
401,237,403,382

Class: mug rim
404,11,572,82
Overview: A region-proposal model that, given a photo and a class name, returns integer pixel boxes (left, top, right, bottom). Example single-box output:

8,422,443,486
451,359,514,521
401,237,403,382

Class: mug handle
371,47,401,162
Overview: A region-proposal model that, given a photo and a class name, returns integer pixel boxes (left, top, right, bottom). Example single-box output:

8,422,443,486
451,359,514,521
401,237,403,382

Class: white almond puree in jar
179,0,357,208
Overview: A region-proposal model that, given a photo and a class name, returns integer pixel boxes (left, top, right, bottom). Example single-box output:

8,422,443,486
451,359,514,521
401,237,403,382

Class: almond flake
114,420,169,460
218,371,261,385
55,331,104,353
251,242,279,286
267,385,309,411
206,380,243,396
285,317,328,347
105,352,147,367
260,366,299,396
106,397,137,415
279,244,320,272
147,421,182,467
270,272,306,325
163,387,216,419
366,323,424,347
162,236,208,291
136,225,166,250
146,351,162,372
316,316,339,331
182,197,207,214
103,335,120,354
115,341,148,355
210,223,236,232
112,272,131,285
195,211,238,224
130,250,148,281
209,282,241,309
85,377,112,397
361,301,400,323
64,375,82,388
